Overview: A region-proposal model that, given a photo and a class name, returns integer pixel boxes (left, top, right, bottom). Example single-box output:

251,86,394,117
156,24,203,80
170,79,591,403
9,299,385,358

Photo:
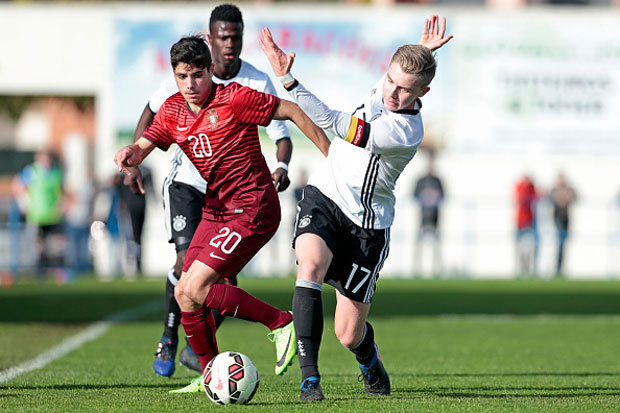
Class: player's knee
335,327,358,349
173,281,185,303
173,278,195,308
177,276,211,306
297,259,327,283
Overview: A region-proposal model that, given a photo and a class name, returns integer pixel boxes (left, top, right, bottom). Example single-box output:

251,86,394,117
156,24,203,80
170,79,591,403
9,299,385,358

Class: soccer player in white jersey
260,15,453,401
125,4,293,378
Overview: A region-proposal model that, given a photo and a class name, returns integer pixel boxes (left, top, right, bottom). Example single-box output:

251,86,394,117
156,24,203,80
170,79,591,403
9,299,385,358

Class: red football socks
180,307,219,371
204,283,292,331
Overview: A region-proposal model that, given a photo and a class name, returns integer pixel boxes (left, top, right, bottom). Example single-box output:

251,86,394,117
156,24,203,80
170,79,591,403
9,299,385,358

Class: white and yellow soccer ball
203,351,260,405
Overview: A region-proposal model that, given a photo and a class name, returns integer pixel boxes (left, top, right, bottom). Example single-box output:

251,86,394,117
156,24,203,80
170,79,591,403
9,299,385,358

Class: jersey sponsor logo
206,109,219,130
172,215,187,232
298,214,312,229
209,251,227,261
176,124,189,131
345,117,370,148
354,124,364,144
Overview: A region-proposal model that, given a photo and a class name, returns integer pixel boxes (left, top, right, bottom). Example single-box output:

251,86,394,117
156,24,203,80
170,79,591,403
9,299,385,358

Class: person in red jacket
514,174,539,276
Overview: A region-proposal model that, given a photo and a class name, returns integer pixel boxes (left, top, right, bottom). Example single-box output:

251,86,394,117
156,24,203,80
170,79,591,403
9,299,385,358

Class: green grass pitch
1,277,619,412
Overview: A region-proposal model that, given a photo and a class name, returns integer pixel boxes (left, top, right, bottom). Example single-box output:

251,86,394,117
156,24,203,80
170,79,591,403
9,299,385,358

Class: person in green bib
13,150,64,278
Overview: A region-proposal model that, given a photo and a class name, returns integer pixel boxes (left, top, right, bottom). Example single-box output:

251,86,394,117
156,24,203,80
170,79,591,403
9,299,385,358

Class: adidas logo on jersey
173,215,187,232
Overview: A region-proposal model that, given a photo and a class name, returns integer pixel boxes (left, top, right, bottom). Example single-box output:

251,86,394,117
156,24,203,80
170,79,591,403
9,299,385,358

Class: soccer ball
203,351,260,405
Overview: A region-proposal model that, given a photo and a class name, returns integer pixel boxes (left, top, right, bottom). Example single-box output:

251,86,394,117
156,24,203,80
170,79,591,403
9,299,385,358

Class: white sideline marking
0,299,161,384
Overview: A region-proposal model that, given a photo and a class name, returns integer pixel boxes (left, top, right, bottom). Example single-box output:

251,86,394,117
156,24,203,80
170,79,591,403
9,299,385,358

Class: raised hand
259,27,296,77
419,15,454,52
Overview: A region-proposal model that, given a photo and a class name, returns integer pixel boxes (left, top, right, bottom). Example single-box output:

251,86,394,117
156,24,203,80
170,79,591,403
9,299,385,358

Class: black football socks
293,280,324,381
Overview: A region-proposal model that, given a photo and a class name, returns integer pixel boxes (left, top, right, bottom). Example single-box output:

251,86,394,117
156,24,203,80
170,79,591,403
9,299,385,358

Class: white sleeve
148,72,178,113
289,81,422,155
287,81,352,139
262,76,290,142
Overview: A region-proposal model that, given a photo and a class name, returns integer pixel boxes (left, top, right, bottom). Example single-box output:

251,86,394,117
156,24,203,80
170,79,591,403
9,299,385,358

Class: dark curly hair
170,34,212,69
210,4,244,28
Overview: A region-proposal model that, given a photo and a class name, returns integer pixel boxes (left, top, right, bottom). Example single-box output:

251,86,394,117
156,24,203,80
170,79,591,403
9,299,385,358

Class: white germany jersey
290,75,423,229
148,60,290,193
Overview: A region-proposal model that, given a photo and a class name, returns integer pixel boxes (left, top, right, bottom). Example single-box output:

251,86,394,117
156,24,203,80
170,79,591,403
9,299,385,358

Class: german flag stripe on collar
344,116,371,148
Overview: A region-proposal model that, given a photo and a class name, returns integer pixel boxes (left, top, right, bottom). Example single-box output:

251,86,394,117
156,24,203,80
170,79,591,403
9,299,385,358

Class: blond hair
390,45,436,89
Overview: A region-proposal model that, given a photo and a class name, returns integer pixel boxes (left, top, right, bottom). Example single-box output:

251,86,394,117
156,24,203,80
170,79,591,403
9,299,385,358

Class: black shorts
164,182,204,252
293,185,390,304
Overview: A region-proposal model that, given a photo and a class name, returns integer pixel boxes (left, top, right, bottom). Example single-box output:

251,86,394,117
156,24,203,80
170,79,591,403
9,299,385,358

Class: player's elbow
273,99,296,122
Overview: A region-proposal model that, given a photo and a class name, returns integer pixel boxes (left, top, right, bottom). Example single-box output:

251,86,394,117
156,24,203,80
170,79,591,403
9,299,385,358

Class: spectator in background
514,174,539,276
549,172,576,277
12,150,64,279
413,161,444,276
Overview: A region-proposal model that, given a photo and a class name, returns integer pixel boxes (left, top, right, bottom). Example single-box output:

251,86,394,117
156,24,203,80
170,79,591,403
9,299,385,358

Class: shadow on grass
395,388,620,398
1,383,186,391
392,388,620,399
0,384,303,407
391,372,620,398
0,292,163,323
315,371,620,400
2,278,620,323
3,383,620,403
403,372,620,378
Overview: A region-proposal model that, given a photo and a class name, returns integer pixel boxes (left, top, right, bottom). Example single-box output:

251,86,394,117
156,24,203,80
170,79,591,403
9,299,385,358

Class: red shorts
183,216,279,280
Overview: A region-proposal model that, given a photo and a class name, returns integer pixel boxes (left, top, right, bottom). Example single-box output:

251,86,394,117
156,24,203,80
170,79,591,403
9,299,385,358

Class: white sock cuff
296,279,322,291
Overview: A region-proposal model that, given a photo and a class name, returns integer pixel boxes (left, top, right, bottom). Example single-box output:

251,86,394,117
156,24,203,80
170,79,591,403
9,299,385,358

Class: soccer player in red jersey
114,34,330,392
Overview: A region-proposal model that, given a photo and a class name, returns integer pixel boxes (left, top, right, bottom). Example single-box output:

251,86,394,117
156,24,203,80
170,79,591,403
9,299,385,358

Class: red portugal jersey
143,82,281,223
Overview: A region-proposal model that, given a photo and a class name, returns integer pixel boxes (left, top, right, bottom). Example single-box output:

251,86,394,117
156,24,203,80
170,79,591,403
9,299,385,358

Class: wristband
278,73,295,85
284,79,299,91
276,161,289,172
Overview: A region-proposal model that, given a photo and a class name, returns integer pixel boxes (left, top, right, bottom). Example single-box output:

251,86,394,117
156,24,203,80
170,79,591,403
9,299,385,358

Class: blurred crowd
411,162,580,279
0,148,598,283
4,149,153,283
513,172,577,278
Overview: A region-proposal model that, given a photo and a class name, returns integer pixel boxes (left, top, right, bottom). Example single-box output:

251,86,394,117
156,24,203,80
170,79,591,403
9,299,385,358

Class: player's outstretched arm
259,27,296,83
260,26,353,140
419,15,454,52
113,137,155,176
274,100,330,157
